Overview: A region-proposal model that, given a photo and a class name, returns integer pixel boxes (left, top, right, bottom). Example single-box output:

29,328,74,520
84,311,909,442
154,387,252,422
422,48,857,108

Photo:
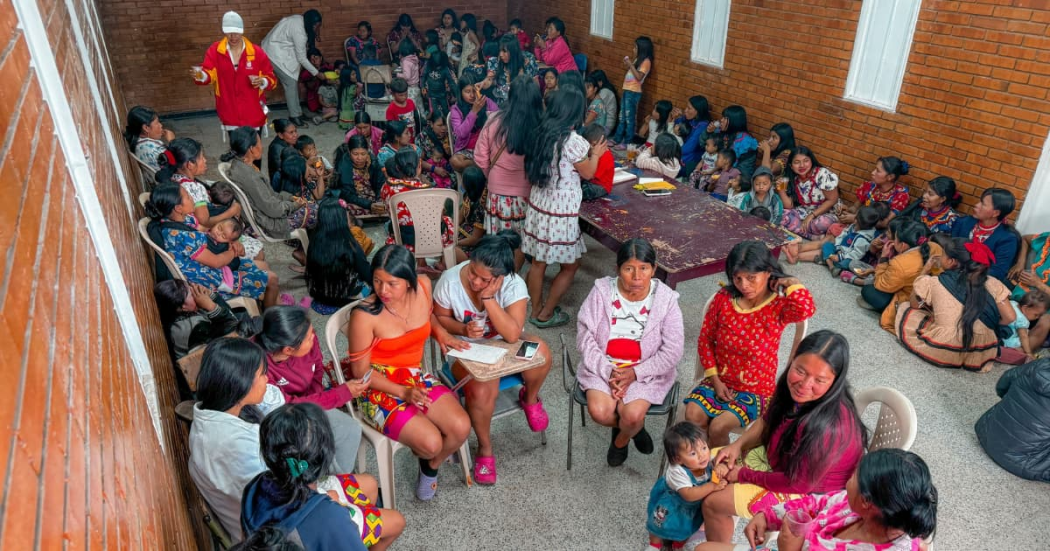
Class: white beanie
222,11,244,34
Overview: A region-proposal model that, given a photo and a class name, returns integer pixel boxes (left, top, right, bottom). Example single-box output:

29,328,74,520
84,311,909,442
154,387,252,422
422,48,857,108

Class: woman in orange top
347,244,470,501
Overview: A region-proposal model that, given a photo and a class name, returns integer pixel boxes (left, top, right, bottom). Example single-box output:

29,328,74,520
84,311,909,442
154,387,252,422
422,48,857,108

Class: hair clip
285,457,309,479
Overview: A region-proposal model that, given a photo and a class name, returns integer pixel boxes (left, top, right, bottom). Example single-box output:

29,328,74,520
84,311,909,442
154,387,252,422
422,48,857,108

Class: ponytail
221,126,260,163
155,137,203,185
124,106,157,150
857,449,937,541
959,258,991,350
144,183,182,220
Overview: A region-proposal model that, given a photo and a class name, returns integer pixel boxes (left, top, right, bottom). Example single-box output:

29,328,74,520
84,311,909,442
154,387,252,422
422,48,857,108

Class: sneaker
519,388,549,432
312,115,324,125
473,456,497,485
633,427,654,455
416,469,438,501
607,427,629,466
830,267,843,277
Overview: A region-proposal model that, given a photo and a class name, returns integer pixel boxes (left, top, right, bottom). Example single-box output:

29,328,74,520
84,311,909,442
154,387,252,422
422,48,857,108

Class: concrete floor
167,111,1046,550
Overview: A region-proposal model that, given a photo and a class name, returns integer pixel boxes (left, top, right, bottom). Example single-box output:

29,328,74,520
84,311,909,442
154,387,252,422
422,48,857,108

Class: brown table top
578,178,792,274
456,338,547,382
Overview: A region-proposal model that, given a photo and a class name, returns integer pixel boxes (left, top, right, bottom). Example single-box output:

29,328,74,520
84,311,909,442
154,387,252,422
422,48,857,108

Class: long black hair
857,449,938,540
524,89,586,187
439,8,458,29
723,240,788,298
470,230,522,277
653,133,681,165
770,122,796,157
383,120,409,147
617,238,657,268
763,330,868,485
356,244,418,315
239,305,312,355
303,9,322,50
258,402,334,505
153,279,191,328
785,145,823,205
144,182,183,220
893,218,932,265
688,95,711,123
494,75,542,156
196,337,267,421
385,146,419,179
460,13,477,33
497,35,526,81
124,106,157,150
587,69,618,104
721,105,749,136
155,137,203,185
941,237,993,349
456,73,487,131
220,126,260,162
307,198,372,304
396,13,418,33
634,36,654,68
652,100,673,130
902,176,962,221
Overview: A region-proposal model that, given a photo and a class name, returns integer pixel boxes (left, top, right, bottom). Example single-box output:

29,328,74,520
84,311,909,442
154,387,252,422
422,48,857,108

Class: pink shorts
383,385,452,440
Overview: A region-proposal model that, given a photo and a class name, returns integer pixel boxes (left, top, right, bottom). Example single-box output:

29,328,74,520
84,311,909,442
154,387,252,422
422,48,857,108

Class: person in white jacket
262,9,323,127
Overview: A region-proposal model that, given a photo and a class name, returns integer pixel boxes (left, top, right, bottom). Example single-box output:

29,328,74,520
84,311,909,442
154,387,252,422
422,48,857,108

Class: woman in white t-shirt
433,230,553,485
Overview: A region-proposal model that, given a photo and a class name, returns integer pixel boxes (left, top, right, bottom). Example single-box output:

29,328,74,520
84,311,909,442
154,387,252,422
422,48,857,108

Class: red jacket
591,150,616,193
196,38,277,128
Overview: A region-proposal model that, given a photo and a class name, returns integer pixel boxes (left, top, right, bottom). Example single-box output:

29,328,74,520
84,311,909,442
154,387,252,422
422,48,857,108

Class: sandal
529,309,570,328
473,456,497,485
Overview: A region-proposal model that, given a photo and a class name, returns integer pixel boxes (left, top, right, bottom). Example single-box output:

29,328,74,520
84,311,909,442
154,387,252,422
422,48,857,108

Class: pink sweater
534,36,576,73
449,99,499,152
738,404,864,494
634,148,682,180
263,334,353,410
474,116,532,198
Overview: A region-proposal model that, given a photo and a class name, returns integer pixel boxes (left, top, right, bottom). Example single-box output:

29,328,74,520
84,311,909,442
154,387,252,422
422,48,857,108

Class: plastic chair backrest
574,53,588,73
386,188,460,261
132,154,158,190
446,111,456,153
343,37,354,64
178,344,208,393
137,217,187,281
139,192,150,208
855,386,917,452
362,65,392,99
323,301,364,420
218,162,278,243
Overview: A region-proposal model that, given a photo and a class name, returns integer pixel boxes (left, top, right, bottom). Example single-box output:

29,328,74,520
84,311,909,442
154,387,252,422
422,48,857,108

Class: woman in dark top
307,198,374,314
333,134,387,216
267,118,299,188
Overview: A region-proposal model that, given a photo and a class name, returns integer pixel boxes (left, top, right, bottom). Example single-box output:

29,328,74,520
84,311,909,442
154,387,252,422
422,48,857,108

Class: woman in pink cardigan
533,17,577,74
576,239,684,467
701,330,868,543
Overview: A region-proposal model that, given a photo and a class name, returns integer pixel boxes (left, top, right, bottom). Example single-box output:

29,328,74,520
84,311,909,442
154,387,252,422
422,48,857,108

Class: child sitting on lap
998,290,1050,364
646,422,726,550
695,149,740,201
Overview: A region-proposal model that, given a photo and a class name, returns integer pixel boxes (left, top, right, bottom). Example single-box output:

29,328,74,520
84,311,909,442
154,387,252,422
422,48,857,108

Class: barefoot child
787,205,879,274
645,422,727,550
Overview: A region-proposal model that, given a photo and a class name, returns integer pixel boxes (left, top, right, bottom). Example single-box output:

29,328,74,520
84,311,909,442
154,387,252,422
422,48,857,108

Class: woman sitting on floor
700,330,868,543
332,134,388,217
897,238,1015,372
306,198,374,315
576,239,684,467
433,231,552,484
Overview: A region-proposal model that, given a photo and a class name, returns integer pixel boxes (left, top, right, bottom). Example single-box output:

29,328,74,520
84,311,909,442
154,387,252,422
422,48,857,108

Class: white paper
447,343,508,364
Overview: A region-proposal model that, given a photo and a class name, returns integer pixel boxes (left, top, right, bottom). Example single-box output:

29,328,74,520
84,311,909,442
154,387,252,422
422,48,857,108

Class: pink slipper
280,293,296,306
473,455,497,485
519,388,549,432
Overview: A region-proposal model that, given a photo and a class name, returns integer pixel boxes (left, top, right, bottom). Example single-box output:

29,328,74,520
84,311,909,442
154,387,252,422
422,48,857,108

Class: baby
698,137,718,178
206,218,246,271
207,180,237,218
999,290,1050,364
429,148,453,189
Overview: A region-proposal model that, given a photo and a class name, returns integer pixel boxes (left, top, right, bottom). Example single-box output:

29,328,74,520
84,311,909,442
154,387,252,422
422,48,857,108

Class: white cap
222,11,244,34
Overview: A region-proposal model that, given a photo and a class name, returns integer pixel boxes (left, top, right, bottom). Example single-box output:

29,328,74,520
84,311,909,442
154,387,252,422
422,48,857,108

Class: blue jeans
614,90,641,143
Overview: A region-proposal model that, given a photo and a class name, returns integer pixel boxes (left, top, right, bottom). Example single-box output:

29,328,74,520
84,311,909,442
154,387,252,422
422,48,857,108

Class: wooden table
578,176,793,289
447,338,547,391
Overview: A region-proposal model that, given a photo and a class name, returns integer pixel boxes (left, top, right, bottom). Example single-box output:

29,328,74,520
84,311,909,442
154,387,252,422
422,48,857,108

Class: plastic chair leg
566,393,574,470
377,441,397,510
580,404,587,427
540,429,547,446
457,441,474,486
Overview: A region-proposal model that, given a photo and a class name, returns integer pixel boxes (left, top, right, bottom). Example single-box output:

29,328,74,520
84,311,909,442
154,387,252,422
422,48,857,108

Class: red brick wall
1,0,200,548
101,1,508,115
517,0,1050,211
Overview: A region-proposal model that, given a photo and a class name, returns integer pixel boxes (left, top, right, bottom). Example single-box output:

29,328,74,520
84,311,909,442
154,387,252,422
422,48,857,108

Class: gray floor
168,112,1046,550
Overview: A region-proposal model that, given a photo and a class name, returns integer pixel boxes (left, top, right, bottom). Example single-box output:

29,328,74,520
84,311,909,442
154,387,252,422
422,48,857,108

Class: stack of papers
633,179,677,191
447,343,508,364
613,169,638,184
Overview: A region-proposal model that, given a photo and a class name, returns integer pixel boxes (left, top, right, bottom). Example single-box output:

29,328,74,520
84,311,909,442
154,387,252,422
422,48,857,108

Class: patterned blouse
381,178,453,248
790,167,840,217
920,206,958,234
855,181,910,214
486,52,539,105
763,490,924,550
134,137,166,171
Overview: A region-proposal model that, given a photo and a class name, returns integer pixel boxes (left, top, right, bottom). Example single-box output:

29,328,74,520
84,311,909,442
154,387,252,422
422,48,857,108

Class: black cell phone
515,340,540,360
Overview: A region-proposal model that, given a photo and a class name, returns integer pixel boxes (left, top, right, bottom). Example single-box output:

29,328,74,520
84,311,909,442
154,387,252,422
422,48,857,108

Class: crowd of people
119,7,1050,550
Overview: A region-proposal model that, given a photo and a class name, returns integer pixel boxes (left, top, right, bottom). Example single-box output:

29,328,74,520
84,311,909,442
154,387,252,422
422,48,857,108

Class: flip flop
529,309,570,328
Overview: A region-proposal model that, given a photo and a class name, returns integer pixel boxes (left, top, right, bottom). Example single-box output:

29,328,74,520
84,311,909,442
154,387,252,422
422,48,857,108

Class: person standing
192,12,276,133
263,9,324,127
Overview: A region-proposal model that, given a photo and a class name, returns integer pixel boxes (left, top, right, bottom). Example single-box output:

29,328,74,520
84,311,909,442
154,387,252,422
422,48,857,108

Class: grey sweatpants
274,65,303,118
324,408,363,473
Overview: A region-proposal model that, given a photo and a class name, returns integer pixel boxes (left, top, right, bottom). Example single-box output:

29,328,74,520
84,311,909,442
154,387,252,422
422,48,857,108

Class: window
844,0,922,111
590,0,614,39
690,0,732,68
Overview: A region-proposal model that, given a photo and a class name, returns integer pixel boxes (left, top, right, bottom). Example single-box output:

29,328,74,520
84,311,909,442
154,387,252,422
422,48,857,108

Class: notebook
447,343,508,364
633,179,677,191
613,169,638,184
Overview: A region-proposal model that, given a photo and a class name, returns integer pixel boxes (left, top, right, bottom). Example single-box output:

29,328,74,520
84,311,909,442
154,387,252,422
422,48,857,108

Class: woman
676,95,711,175
458,14,481,75
533,17,576,74
699,449,938,551
435,9,458,49
433,231,552,484
344,112,383,156
307,198,374,314
241,306,367,474
485,35,539,106
377,121,422,169
387,14,423,61
346,21,380,71
897,239,1015,372
154,280,239,363
157,137,240,230
262,9,324,127
381,147,454,256
449,73,498,172
145,183,279,307
588,70,618,136
700,105,759,184
777,146,841,240
415,111,452,163
333,134,387,216
522,89,605,328
268,119,299,187
192,11,277,131
701,330,868,543
475,76,541,270
758,122,797,180
124,106,175,171
239,401,405,550
860,218,943,333
577,239,684,466
347,245,472,501
843,156,911,228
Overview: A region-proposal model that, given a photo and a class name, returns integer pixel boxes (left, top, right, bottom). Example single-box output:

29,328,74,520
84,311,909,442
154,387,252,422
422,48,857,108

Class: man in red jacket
193,11,276,132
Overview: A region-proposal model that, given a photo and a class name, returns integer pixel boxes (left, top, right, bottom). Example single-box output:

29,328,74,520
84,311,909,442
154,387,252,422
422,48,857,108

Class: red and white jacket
195,38,277,129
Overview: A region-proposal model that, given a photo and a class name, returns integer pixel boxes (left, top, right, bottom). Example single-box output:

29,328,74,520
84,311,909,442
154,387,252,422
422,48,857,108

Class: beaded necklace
921,206,954,230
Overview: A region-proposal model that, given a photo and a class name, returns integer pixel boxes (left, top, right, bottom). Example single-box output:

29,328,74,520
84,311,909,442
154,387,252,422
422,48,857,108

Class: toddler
645,422,726,550
446,31,463,66
634,132,682,180
749,206,772,221
422,29,441,59
509,19,530,50
397,40,424,115
300,48,338,125
580,123,615,198
788,205,879,277
206,218,246,273
386,77,418,140
695,149,740,201
207,180,237,218
294,135,333,173
428,148,453,189
998,290,1050,364
698,137,718,177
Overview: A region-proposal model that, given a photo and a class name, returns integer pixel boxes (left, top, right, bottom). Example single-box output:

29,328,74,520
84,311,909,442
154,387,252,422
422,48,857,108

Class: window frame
843,0,923,112
590,0,615,40
689,0,732,69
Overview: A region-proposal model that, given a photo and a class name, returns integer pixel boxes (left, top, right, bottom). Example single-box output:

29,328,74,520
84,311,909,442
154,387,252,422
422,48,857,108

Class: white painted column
1017,128,1050,235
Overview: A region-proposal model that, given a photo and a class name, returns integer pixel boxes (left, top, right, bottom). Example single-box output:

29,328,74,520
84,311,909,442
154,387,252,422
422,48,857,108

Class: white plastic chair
445,112,463,192
323,302,473,509
386,188,460,269
854,386,917,452
218,162,283,244
138,192,150,209
131,154,158,191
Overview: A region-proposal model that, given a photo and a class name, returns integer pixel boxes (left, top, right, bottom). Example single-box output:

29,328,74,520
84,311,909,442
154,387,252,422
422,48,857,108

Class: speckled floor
166,111,1046,550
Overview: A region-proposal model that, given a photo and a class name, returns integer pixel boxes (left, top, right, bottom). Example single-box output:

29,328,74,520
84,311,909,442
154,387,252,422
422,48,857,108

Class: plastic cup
472,312,487,332
784,509,814,537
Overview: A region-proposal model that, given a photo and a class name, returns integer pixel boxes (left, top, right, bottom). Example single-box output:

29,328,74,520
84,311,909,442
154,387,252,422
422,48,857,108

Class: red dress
195,38,277,128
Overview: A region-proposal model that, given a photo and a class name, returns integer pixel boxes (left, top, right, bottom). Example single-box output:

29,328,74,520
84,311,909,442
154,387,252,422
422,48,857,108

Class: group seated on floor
120,7,1050,550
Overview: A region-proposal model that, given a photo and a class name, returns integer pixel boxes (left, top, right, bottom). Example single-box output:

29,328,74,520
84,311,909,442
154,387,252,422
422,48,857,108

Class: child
207,180,237,218
862,218,943,333
542,68,559,99
428,147,453,189
299,48,339,125
455,166,488,262
580,123,615,198
397,40,424,115
345,20,379,74
684,241,815,446
422,51,458,119
509,18,529,50
641,100,679,149
698,137,718,179
294,135,332,173
422,29,441,59
699,149,740,201
645,422,726,550
749,206,772,221
951,187,1020,285
446,31,463,66
153,280,240,362
998,290,1050,364
787,205,879,270
206,217,247,271
737,167,784,224
385,77,418,141
634,132,682,180
611,37,654,149
337,66,360,130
